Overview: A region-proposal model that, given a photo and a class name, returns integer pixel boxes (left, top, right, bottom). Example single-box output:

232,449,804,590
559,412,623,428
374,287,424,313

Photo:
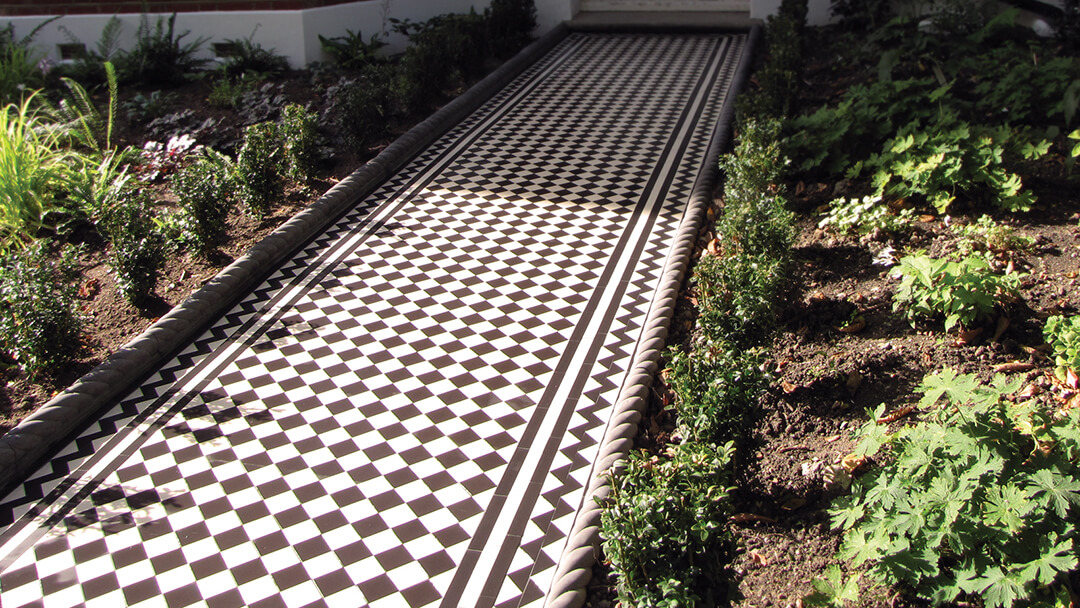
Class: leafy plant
52,62,120,153
0,19,56,106
666,344,765,446
217,30,289,80
601,442,737,608
136,133,200,182
334,67,396,150
830,369,1080,608
1045,315,1080,384
695,251,787,348
861,120,1048,213
891,252,1021,332
318,29,387,71
280,104,319,184
60,148,136,233
0,240,84,375
485,0,537,57
803,565,860,608
116,13,209,86
818,195,914,235
55,16,124,85
0,94,76,249
124,90,175,122
236,121,284,217
394,11,488,111
172,148,235,253
99,189,165,303
206,77,250,110
951,215,1034,259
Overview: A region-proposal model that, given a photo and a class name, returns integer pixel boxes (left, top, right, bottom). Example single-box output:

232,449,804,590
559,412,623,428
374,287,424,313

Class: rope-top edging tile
543,24,762,608
0,24,571,495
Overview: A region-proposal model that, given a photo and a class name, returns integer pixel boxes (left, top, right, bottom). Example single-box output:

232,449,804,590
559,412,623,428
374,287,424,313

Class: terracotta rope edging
543,24,763,608
0,24,571,496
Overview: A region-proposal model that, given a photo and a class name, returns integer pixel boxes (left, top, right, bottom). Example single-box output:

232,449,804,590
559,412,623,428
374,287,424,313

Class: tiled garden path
0,32,746,607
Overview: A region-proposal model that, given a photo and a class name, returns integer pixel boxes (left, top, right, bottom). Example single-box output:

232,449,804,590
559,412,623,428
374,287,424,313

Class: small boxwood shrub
100,190,165,304
172,148,236,253
236,121,284,217
280,104,320,184
601,442,737,608
666,344,765,447
0,241,84,375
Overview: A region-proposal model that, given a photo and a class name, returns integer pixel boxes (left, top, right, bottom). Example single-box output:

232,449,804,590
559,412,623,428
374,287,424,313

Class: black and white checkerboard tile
0,33,744,607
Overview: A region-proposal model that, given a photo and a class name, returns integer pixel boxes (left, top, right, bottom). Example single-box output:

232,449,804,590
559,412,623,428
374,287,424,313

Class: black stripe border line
543,25,761,608
0,24,572,496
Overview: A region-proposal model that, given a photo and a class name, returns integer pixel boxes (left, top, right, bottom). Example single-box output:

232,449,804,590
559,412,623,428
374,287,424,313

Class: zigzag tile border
0,31,753,608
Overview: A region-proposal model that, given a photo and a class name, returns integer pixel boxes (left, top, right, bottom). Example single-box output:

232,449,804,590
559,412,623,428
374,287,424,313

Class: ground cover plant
591,0,1080,606
0,1,537,433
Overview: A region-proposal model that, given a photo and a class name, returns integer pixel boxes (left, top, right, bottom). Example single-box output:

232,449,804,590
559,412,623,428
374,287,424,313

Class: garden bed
0,3,537,434
594,3,1080,607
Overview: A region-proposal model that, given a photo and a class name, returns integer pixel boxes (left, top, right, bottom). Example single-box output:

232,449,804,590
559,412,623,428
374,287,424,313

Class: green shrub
1045,315,1080,383
666,344,765,446
0,20,54,106
601,442,737,608
394,11,487,111
486,0,537,57
695,251,787,348
0,240,84,375
716,193,796,260
55,16,123,86
236,121,284,217
830,369,1080,608
337,66,396,150
280,104,320,184
318,29,387,72
0,94,76,249
172,148,236,253
720,118,787,208
891,252,1021,332
116,13,209,86
100,190,165,303
217,33,289,80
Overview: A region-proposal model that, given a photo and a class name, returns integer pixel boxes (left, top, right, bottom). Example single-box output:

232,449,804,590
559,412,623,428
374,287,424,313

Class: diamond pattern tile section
0,33,745,608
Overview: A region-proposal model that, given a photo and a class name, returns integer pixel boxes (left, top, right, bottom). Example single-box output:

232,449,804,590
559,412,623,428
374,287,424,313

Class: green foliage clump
666,344,764,446
116,14,209,86
206,77,250,110
1044,315,1080,383
0,241,84,375
54,16,124,86
951,215,1034,259
859,119,1049,213
172,148,236,254
99,190,165,303
0,20,52,106
831,369,1080,608
393,11,488,112
236,121,284,217
319,29,387,72
217,33,289,80
601,442,737,608
485,0,537,58
891,252,1020,332
695,251,787,348
803,565,860,608
337,66,396,149
280,104,320,184
0,94,75,249
818,195,913,236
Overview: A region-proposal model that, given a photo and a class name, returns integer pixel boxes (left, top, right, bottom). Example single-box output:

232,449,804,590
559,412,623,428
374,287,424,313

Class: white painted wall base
5,0,821,70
